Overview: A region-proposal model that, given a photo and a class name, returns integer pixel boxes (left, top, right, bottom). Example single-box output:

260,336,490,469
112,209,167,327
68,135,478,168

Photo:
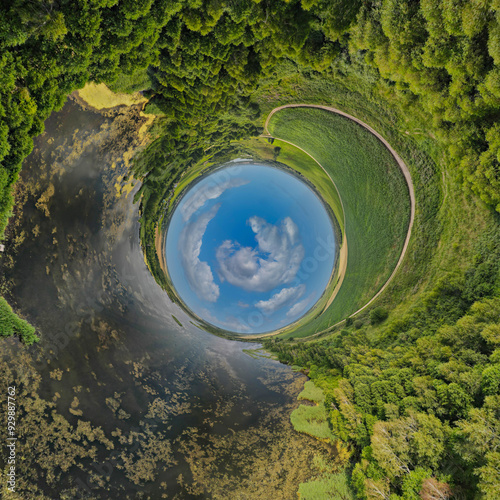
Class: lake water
0,96,329,498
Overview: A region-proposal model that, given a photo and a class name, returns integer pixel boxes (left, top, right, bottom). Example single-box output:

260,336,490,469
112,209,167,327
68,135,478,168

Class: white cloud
286,294,315,319
181,178,249,222
255,284,306,316
178,204,220,302
216,216,305,292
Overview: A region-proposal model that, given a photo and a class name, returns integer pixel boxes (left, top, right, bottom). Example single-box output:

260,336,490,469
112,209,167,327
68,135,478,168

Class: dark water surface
0,98,326,499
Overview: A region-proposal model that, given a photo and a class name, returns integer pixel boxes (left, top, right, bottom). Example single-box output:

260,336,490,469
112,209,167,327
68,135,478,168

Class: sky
166,162,336,334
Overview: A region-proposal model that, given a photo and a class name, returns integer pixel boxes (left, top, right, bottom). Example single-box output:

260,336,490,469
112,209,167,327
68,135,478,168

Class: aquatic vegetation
1,1,500,498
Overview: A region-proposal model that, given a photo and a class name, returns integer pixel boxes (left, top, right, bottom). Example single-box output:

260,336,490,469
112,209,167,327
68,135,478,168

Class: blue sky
166,162,336,334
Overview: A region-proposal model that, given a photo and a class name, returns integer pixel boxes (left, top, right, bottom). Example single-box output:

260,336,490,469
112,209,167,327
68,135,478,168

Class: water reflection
0,97,329,498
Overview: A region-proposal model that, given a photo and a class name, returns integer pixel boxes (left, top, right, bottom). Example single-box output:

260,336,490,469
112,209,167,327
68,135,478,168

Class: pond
0,96,330,498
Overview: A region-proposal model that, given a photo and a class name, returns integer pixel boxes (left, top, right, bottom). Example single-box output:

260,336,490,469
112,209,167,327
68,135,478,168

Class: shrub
370,307,389,325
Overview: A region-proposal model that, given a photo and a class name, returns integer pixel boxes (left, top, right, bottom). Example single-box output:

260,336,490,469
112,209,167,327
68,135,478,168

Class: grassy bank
268,107,411,336
292,379,357,499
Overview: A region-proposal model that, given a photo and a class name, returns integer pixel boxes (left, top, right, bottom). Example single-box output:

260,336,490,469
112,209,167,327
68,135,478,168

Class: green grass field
298,380,326,404
268,107,411,337
298,471,356,500
291,403,334,441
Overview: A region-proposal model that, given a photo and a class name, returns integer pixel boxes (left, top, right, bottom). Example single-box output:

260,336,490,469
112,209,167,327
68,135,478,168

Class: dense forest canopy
2,0,500,238
1,0,500,498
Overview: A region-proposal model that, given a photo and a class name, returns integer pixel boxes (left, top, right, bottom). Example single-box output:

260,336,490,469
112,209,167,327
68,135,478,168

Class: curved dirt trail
260,104,415,339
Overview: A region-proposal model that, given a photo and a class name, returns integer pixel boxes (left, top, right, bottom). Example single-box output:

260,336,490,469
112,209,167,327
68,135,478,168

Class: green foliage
108,68,152,94
372,412,446,477
143,101,166,116
0,297,38,345
482,365,500,396
298,470,356,500
267,274,500,498
370,307,389,325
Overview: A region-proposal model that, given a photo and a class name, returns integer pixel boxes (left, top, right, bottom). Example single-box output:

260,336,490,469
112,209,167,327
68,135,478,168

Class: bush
354,320,364,329
370,307,389,325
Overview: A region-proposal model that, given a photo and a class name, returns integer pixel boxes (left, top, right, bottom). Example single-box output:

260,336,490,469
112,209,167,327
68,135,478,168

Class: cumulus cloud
181,178,249,222
179,204,220,302
286,294,315,319
255,284,306,316
216,216,305,292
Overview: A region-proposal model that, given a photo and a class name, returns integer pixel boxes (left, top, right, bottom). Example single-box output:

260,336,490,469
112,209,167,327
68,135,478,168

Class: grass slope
268,107,411,336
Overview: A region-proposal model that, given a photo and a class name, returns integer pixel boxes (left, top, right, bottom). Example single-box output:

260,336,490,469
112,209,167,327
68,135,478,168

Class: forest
1,0,500,498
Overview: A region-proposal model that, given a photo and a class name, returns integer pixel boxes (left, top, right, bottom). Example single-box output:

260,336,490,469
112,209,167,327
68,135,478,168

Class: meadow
268,107,411,336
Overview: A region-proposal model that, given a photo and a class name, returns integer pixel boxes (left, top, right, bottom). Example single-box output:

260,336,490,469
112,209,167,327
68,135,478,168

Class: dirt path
258,104,415,339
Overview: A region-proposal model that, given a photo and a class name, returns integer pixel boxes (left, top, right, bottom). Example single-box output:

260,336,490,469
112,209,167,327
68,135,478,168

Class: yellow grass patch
77,82,146,109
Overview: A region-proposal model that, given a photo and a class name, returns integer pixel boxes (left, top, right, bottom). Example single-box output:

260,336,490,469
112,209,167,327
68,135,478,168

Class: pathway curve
256,104,415,339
